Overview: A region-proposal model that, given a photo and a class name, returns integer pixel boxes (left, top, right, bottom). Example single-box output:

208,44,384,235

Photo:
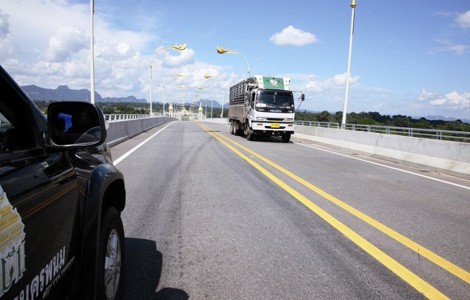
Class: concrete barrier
106,117,176,147
295,126,470,179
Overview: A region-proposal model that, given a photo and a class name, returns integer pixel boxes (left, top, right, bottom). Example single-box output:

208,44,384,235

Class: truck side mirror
300,94,305,101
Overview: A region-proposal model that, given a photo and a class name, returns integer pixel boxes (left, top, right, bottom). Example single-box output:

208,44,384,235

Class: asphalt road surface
110,120,470,300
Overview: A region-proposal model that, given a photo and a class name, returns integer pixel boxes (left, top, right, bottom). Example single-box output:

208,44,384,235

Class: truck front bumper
251,121,295,134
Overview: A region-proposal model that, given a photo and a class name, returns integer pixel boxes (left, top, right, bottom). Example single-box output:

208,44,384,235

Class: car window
0,110,36,152
0,112,10,125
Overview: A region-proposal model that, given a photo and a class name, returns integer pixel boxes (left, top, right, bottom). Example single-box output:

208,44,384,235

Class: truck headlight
284,118,294,122
256,117,267,121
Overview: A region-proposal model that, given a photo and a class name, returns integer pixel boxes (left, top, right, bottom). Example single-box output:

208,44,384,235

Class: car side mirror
47,101,107,148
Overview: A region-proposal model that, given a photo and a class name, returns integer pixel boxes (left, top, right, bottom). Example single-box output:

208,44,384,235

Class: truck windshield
257,91,294,107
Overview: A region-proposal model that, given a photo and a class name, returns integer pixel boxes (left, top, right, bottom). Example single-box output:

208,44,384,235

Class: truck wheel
230,121,236,135
282,133,291,143
245,124,255,141
98,207,125,300
233,122,240,136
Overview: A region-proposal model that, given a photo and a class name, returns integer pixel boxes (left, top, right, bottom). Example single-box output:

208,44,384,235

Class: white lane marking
295,142,470,191
114,122,175,166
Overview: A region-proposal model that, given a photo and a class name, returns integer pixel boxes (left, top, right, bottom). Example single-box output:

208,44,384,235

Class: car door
0,76,80,299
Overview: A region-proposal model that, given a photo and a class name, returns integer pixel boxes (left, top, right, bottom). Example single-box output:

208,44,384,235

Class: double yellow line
196,122,469,299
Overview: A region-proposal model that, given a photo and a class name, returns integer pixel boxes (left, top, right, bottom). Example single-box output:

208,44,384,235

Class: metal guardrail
104,114,154,122
295,121,470,142
296,121,340,129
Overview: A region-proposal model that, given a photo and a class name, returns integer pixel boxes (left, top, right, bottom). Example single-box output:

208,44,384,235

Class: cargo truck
228,75,304,142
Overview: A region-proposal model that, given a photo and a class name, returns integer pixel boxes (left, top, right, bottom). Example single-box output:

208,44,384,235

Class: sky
1,0,469,119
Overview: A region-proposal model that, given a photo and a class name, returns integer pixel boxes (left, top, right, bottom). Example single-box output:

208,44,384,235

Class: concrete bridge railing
105,116,177,147
295,125,470,180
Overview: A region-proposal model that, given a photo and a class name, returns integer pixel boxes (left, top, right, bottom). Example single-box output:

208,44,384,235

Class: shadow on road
155,288,189,300
241,136,292,143
123,238,188,300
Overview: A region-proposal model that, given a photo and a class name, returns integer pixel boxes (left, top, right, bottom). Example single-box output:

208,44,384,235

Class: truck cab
246,87,296,142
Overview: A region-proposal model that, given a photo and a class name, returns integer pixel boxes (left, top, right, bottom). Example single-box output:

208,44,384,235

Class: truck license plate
271,123,280,128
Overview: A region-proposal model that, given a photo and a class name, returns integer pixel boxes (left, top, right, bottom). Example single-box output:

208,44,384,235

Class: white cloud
418,89,470,110
96,41,138,61
304,73,360,92
117,43,134,57
160,48,195,68
431,91,470,108
418,88,438,101
456,10,470,28
269,26,318,47
45,26,88,62
0,11,15,57
145,61,240,103
0,11,10,39
285,73,365,114
435,39,469,55
1,1,90,57
0,0,158,98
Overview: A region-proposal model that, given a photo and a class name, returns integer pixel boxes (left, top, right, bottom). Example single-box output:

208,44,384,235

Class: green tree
357,118,377,125
414,117,432,129
318,110,331,122
392,115,411,127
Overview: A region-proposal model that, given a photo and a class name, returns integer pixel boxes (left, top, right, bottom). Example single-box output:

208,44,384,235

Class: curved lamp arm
216,46,250,78
149,44,187,115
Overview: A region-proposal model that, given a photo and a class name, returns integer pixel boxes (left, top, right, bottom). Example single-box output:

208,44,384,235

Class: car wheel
98,207,125,300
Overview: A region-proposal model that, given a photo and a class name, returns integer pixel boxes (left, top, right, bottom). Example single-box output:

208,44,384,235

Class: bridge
107,116,469,299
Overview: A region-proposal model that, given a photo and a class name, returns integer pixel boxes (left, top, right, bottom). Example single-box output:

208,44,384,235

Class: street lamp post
162,85,166,116
194,93,201,118
216,46,250,78
220,88,225,118
149,44,186,116
196,87,207,118
342,0,356,129
202,74,215,118
90,0,95,104
156,85,185,116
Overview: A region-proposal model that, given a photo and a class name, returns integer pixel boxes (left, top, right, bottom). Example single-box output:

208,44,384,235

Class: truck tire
282,133,291,143
98,207,125,300
245,124,255,141
233,122,240,136
230,121,236,135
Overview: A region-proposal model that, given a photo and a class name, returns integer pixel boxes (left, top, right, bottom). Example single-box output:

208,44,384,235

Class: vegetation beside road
296,110,470,131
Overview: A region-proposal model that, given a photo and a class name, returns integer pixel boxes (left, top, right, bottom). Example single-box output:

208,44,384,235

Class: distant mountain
103,95,146,103
21,85,146,103
425,115,470,123
22,85,102,102
198,99,228,109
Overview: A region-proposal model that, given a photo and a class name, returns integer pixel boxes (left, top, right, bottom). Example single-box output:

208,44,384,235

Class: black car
0,65,126,300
